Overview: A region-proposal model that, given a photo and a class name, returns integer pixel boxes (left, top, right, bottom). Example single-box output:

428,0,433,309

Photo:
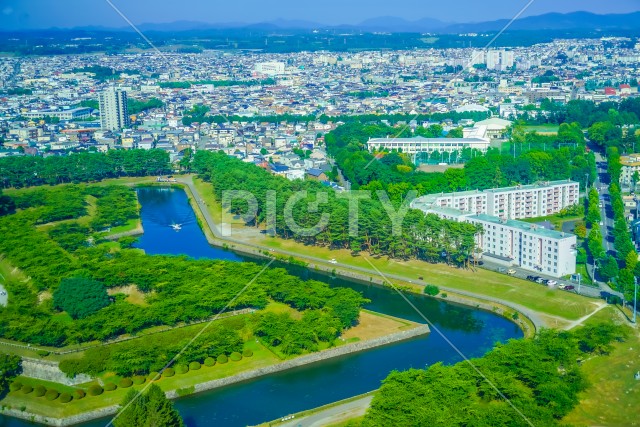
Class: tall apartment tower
99,88,129,131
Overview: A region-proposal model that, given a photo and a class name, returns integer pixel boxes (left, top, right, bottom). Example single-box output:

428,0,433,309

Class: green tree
0,189,15,216
0,353,21,395
114,384,184,427
53,277,111,319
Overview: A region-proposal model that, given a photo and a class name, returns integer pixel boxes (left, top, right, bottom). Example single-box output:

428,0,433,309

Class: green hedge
175,364,189,375
59,392,73,403
74,389,86,399
104,382,117,392
34,385,47,397
148,371,160,381
119,378,133,388
204,357,216,367
88,385,103,396
9,382,22,392
21,384,34,394
229,352,242,362
242,348,253,357
189,361,201,371
45,390,60,401
133,375,146,385
162,368,175,377
217,354,228,364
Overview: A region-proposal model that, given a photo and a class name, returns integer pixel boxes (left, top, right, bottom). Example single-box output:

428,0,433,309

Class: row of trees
363,323,627,426
193,151,480,264
0,149,171,188
523,98,640,128
604,148,639,302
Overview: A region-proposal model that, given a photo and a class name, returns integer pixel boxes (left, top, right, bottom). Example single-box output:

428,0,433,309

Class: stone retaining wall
21,358,92,386
0,406,118,427
166,325,430,398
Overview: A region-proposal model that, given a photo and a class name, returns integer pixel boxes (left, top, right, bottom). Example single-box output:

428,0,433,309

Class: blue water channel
1,187,522,427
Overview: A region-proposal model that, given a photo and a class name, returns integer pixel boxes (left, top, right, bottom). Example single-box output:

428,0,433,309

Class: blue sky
1,0,639,30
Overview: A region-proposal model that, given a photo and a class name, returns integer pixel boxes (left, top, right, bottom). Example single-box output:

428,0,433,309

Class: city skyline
2,0,640,30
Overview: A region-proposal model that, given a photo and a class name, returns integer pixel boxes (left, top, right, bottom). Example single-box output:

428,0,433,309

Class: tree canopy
53,277,111,319
114,384,183,427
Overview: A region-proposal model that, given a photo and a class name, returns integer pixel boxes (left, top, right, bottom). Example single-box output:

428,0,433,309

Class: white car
547,280,558,286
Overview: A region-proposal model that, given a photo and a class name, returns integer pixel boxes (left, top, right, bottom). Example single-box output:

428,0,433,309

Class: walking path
276,395,373,427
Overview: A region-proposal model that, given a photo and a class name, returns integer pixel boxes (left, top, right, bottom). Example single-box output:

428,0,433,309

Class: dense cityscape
0,4,639,427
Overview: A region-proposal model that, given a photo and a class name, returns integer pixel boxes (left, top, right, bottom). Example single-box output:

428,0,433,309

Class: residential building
425,207,577,278
619,154,640,187
99,88,129,131
410,180,579,220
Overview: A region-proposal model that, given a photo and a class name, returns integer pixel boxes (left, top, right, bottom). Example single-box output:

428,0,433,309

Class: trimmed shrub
119,378,133,388
242,349,253,358
204,357,216,367
88,385,103,396
423,284,440,296
45,390,60,401
104,382,117,392
216,354,228,364
59,392,73,403
9,382,22,392
34,385,47,397
21,385,34,394
36,350,50,357
74,389,86,400
132,375,146,385
162,368,175,378
189,361,201,371
175,364,189,375
148,371,160,382
229,352,242,362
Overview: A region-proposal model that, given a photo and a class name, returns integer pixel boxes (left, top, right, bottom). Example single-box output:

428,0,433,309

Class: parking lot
479,260,602,298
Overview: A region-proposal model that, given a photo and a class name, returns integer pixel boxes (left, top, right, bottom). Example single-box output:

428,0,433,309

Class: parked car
497,267,507,273
536,277,547,284
526,275,536,281
507,269,516,275
547,280,558,286
564,285,575,291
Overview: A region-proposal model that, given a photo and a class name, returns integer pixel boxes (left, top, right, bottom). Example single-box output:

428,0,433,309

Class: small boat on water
171,223,182,231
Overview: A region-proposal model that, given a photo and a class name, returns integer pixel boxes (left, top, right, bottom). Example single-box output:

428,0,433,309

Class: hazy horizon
2,0,640,31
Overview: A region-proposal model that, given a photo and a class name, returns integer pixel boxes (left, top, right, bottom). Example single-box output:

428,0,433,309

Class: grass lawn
520,212,582,231
523,124,560,134
255,236,596,324
342,310,417,341
562,306,640,427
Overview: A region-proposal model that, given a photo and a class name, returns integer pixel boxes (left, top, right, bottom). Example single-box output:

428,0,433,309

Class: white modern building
423,206,577,278
23,107,92,121
367,137,490,161
99,88,129,131
410,180,579,221
620,154,640,187
254,62,285,76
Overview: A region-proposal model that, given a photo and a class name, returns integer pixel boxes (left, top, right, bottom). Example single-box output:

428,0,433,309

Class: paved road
589,152,624,299
278,395,373,427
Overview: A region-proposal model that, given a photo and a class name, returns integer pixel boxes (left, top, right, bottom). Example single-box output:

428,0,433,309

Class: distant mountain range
31,11,640,34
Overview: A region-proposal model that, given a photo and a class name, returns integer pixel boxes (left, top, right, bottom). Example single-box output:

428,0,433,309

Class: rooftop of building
470,213,574,240
483,179,578,193
367,137,489,143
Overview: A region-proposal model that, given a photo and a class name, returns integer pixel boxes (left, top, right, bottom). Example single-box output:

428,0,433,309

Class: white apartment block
410,180,579,221
254,62,285,76
99,88,129,131
367,137,490,159
619,154,640,187
424,207,577,278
